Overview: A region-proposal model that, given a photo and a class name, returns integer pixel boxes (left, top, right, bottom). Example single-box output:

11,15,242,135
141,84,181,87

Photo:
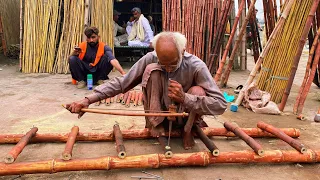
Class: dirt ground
0,51,319,180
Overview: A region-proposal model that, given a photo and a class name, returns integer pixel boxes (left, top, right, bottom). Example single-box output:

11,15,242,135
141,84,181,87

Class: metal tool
131,171,163,180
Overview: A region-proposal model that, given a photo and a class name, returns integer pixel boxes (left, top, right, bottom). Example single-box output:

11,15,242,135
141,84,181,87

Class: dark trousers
69,56,113,84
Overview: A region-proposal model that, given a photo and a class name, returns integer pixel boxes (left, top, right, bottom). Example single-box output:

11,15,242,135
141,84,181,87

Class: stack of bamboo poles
256,0,314,103
293,18,320,115
53,0,85,74
95,90,144,108
91,0,114,51
0,0,20,46
162,0,225,68
22,0,61,73
262,0,277,40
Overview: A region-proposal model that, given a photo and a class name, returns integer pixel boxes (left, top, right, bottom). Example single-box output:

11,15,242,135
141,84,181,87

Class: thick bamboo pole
0,150,320,176
4,127,38,164
279,0,320,111
257,122,307,154
224,122,264,156
133,92,139,107
62,126,79,161
82,0,90,41
232,0,295,111
105,98,111,106
220,0,257,87
158,136,173,158
113,124,126,159
0,127,300,144
214,0,246,81
78,108,188,117
194,125,219,156
0,15,7,56
125,92,132,108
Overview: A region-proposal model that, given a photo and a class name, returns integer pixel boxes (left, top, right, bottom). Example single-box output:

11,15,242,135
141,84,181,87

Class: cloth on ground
242,82,281,115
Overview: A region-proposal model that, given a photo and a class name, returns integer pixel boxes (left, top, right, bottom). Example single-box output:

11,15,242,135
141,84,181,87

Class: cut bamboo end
301,147,307,154
118,151,126,159
258,149,265,156
165,151,173,158
125,104,130,108
121,101,126,105
4,155,14,164
212,149,220,157
105,102,110,106
101,99,106,104
62,153,72,161
297,114,306,121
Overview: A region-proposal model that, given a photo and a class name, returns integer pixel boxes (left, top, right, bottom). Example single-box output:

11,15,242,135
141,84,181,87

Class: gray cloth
86,51,227,116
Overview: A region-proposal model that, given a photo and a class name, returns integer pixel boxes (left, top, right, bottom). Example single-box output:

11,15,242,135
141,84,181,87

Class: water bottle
87,74,93,90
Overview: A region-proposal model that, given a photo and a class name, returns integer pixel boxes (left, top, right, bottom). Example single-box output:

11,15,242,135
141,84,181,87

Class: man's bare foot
150,124,165,137
183,131,195,150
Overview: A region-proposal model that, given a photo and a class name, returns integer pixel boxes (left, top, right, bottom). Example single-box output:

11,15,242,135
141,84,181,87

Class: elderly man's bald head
152,32,187,72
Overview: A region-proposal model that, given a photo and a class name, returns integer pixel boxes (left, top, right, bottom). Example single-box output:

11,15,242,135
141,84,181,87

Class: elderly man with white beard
65,32,227,150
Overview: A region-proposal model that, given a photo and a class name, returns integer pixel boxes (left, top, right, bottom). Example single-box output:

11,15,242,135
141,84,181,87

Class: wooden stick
232,0,295,109
0,127,300,144
19,0,23,71
0,150,320,176
62,126,79,161
4,127,38,164
113,124,126,159
257,121,307,154
110,96,114,103
224,122,264,156
279,0,320,111
79,108,188,117
194,125,219,156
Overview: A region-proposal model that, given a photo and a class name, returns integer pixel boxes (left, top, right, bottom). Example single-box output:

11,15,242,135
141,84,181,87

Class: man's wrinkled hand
168,79,185,103
65,98,90,119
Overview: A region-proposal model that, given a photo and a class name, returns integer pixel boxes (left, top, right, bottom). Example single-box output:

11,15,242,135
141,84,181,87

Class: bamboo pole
133,92,139,107
194,125,219,156
0,127,300,144
220,0,257,87
4,127,38,164
105,98,111,106
279,0,320,111
138,92,143,106
224,122,264,156
113,124,126,159
125,91,132,108
62,126,79,161
83,0,90,41
0,150,320,176
19,0,23,71
240,0,246,70
293,27,320,114
214,0,246,81
232,0,295,111
130,91,136,103
257,122,307,154
79,108,189,117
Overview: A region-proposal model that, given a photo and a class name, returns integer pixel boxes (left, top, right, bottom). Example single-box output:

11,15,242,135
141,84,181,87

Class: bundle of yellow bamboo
91,0,114,51
256,0,314,103
53,0,85,74
21,0,61,73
